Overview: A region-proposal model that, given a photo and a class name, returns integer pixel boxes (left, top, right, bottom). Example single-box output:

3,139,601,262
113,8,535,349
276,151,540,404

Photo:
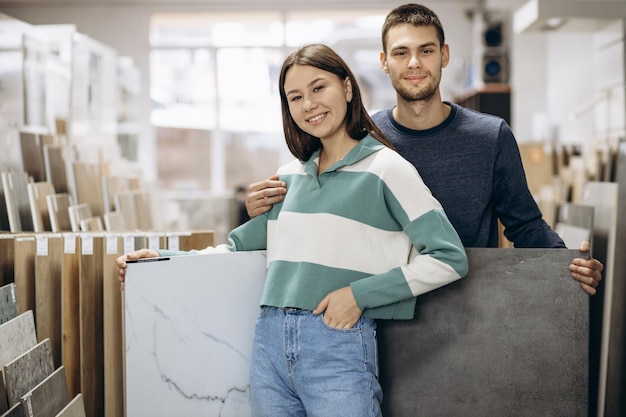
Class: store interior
0,0,624,416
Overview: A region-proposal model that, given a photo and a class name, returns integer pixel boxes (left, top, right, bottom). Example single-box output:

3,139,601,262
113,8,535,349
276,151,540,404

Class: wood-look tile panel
13,236,36,315
79,235,104,417
35,235,63,368
61,235,80,399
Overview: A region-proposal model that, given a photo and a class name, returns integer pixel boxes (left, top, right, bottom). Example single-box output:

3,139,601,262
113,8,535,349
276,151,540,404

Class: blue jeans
250,306,383,417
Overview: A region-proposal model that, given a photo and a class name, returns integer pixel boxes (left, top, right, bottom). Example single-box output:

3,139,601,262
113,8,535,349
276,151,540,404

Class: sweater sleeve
158,213,270,257
492,122,565,248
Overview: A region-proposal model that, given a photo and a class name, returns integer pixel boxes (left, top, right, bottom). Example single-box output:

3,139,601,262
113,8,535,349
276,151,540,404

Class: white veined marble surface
124,251,267,417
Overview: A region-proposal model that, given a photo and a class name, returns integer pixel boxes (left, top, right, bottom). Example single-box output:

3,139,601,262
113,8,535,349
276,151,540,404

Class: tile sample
0,311,38,367
0,283,18,325
0,402,24,417
3,339,54,407
101,176,129,213
20,366,69,417
35,235,63,367
378,248,588,417
2,172,33,232
46,194,72,233
114,192,137,231
0,311,37,415
43,145,70,195
0,175,11,231
27,182,55,232
13,236,36,315
79,235,104,417
54,394,85,417
61,234,80,399
68,204,91,233
102,236,123,417
102,211,125,231
0,235,14,287
123,249,590,417
72,162,104,217
124,251,267,417
19,132,47,183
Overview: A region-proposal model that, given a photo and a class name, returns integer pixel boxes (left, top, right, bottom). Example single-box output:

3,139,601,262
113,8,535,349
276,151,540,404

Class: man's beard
391,71,440,103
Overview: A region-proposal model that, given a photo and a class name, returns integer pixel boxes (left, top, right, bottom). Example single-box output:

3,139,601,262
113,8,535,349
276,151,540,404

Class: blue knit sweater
372,103,565,248
161,135,468,320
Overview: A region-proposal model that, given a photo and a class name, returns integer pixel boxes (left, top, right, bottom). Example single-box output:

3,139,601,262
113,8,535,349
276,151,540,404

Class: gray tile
3,339,55,407
20,366,69,417
378,248,588,417
0,311,37,367
0,283,18,325
0,402,24,417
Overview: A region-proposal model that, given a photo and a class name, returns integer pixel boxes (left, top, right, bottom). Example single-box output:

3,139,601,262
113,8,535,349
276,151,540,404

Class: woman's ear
345,77,353,103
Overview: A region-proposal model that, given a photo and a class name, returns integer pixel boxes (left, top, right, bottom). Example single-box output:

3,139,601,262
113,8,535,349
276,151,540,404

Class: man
245,3,603,294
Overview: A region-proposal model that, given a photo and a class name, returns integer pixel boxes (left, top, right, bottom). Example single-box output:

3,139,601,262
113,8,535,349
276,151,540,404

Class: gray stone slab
603,141,626,416
20,366,69,417
0,311,37,367
3,339,54,407
53,394,85,417
0,284,18,325
0,312,38,414
378,248,588,417
0,402,24,417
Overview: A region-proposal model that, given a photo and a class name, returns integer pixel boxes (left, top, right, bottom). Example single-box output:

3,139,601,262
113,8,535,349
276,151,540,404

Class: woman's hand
116,248,160,289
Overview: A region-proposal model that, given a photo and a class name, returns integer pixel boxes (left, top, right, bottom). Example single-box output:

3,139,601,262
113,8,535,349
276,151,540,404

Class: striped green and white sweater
160,135,468,320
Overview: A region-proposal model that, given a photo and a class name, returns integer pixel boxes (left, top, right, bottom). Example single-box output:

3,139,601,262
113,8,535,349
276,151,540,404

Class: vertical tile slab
555,203,594,249
19,132,48,183
582,181,619,417
102,235,123,417
13,235,36,316
72,162,104,218
35,235,64,368
0,283,18,325
602,142,626,417
1,172,34,233
79,235,104,417
0,174,11,232
378,248,589,417
68,204,91,233
3,339,54,407
43,145,70,195
0,402,24,417
46,194,72,234
113,192,137,231
61,234,80,399
101,176,129,214
0,235,15,287
20,366,69,417
124,251,267,417
27,182,55,233
0,311,37,414
54,394,85,417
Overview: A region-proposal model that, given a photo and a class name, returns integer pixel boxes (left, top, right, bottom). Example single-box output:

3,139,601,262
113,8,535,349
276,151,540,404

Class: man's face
380,23,449,103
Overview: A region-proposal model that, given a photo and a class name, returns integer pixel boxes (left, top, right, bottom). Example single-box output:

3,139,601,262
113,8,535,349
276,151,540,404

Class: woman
117,43,468,416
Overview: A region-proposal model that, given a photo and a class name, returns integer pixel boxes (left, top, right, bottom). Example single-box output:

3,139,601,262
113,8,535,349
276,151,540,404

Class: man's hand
245,175,287,218
313,287,362,329
570,240,604,295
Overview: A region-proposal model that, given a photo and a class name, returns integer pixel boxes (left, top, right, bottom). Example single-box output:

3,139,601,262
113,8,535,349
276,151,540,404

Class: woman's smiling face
283,64,351,142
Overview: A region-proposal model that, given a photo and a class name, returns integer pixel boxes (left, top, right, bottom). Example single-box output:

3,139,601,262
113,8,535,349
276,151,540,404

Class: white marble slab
124,251,267,417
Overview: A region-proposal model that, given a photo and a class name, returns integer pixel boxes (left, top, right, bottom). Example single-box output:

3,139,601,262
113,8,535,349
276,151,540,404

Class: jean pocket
318,313,364,333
